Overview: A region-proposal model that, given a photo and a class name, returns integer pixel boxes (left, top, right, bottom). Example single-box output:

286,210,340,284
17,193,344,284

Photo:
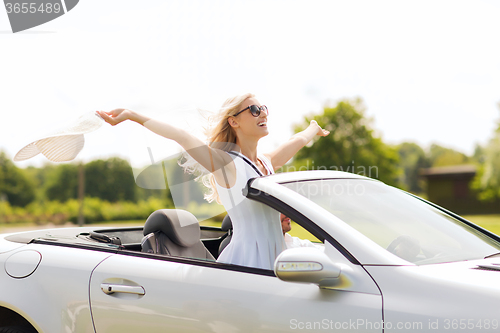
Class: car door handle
101,283,145,296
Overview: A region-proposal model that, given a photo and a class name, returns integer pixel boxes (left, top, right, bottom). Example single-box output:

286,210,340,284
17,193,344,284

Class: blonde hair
179,93,254,204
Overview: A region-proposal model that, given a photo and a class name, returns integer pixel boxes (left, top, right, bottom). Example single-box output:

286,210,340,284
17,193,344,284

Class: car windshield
282,179,500,265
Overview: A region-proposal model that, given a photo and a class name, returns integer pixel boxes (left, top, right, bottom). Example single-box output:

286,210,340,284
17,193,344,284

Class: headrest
143,209,200,247
221,215,233,232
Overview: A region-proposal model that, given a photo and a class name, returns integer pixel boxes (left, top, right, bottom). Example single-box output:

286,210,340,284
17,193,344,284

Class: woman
97,93,329,269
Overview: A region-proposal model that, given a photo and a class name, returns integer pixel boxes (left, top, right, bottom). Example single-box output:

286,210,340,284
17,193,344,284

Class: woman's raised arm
97,109,236,187
264,120,329,171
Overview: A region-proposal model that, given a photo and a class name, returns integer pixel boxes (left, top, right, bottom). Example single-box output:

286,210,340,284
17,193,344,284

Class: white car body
1,170,500,332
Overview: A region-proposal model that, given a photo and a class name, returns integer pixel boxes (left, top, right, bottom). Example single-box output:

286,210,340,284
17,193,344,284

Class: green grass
0,221,38,234
462,215,500,236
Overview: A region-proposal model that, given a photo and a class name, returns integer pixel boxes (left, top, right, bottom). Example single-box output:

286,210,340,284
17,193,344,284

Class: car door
89,245,382,332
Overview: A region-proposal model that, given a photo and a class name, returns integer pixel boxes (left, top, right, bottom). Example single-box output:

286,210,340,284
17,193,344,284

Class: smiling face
229,97,269,140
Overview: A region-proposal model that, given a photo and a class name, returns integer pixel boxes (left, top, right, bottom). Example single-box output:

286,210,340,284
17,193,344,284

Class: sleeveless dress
216,152,285,270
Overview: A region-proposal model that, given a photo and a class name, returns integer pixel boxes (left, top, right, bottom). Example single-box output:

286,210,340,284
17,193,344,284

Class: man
280,214,322,249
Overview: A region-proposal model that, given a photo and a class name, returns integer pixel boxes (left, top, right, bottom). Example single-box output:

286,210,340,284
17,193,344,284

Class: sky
1,0,499,169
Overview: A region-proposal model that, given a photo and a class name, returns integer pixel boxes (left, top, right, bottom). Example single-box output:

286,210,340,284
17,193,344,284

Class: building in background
421,165,500,215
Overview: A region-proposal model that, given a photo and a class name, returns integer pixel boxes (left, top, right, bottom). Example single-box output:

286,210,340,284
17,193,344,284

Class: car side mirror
274,247,343,288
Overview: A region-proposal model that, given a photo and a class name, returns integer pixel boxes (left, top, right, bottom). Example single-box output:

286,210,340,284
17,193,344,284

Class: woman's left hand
310,120,330,137
266,119,329,170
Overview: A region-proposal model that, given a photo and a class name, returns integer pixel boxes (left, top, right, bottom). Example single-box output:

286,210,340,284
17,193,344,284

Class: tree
428,144,470,167
472,105,500,201
396,142,430,193
0,151,35,206
472,144,486,165
85,157,136,202
24,164,56,202
44,163,79,201
291,98,401,187
44,157,137,202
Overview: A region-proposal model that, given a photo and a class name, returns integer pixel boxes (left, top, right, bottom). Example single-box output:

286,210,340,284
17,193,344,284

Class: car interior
83,207,325,264
85,209,230,261
5,207,321,266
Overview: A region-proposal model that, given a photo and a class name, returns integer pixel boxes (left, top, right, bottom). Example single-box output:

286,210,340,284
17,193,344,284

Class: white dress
216,151,285,270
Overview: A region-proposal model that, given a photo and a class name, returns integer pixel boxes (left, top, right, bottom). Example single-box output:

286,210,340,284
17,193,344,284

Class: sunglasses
233,105,268,117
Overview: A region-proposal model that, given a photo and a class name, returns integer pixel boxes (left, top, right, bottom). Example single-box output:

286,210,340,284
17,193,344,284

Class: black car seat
141,209,215,261
218,215,233,255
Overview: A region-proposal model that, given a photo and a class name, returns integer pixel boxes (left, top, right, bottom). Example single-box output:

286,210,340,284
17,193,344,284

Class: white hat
14,112,104,162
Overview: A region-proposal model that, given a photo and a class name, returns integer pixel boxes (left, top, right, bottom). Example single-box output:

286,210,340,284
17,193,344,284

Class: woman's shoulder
261,152,272,161
259,153,273,166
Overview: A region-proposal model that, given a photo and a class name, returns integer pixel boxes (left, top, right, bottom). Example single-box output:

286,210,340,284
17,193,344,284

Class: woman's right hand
97,109,132,126
97,109,148,126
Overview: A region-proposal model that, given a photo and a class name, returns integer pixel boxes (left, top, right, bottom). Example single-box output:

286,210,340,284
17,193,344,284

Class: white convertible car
1,171,500,333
